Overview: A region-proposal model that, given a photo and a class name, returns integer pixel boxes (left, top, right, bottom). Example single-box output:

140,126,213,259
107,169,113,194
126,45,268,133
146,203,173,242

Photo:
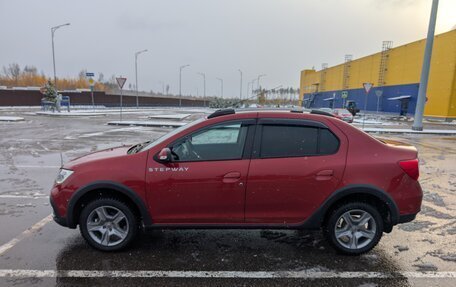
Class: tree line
0,63,116,91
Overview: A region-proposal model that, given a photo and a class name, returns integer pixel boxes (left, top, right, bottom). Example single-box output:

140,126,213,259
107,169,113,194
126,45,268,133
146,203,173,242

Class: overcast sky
0,0,455,97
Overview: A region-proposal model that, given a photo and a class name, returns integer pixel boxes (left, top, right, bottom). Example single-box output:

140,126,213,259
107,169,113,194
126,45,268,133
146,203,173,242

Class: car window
259,125,339,158
260,125,318,158
319,129,339,154
171,122,248,162
192,124,241,145
141,118,204,151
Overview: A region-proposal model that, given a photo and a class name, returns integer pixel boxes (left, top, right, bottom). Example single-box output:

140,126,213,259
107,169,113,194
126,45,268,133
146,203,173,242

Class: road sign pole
86,74,96,110
362,83,373,130
115,77,127,122
91,86,94,109
375,90,383,114
376,95,380,114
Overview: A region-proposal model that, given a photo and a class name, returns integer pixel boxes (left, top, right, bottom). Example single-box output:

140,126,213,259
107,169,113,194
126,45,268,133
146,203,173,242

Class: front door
147,120,255,224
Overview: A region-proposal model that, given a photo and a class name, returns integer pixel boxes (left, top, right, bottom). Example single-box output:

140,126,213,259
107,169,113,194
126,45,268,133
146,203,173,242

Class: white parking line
0,194,49,199
15,165,60,169
0,215,52,256
0,269,454,279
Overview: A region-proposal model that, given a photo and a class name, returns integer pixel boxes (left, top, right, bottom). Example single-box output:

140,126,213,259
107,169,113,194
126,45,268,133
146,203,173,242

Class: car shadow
53,229,411,286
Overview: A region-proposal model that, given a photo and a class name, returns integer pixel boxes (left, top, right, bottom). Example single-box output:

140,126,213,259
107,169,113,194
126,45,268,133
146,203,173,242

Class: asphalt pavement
0,109,455,286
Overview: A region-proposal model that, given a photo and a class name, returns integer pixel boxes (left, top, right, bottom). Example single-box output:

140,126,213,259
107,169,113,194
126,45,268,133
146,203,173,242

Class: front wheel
79,198,138,251
324,202,383,255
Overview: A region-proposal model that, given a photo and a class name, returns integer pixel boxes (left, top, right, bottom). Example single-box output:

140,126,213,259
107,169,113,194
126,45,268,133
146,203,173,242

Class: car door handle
315,169,334,181
223,172,241,183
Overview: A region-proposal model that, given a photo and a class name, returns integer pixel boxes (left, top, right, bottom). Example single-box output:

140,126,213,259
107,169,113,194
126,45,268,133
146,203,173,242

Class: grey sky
0,0,454,97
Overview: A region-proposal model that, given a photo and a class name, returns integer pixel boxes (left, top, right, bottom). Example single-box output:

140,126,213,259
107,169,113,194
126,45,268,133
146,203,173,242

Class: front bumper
50,196,68,227
398,213,417,224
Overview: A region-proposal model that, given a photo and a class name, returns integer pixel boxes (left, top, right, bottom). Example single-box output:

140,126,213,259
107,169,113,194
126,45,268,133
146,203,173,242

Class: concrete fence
0,89,205,107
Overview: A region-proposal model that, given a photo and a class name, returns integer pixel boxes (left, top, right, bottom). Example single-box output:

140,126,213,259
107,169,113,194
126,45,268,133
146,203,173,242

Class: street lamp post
257,74,266,91
159,81,165,94
251,79,257,95
216,77,224,98
412,0,439,131
238,69,243,100
197,72,206,107
51,23,70,88
135,49,148,108
179,64,190,107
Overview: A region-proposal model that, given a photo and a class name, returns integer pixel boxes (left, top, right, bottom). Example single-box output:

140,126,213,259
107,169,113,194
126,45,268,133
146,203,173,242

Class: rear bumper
397,213,417,224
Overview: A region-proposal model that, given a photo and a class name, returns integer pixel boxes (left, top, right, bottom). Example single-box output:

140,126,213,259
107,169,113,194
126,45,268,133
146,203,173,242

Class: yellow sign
88,78,94,86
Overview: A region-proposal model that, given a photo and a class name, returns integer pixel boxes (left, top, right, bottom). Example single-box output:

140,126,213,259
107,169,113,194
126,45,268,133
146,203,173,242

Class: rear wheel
324,202,383,255
79,198,138,251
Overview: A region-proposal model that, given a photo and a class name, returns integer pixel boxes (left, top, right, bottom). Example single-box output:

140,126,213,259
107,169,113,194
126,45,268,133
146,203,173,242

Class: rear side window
319,129,339,154
259,125,339,158
260,125,318,157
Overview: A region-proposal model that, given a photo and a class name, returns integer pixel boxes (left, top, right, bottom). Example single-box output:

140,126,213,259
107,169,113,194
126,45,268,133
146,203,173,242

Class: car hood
63,146,131,169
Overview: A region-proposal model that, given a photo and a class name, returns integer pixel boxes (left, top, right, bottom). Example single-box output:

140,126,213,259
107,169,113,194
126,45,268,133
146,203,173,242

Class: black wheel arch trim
66,181,152,228
301,184,400,229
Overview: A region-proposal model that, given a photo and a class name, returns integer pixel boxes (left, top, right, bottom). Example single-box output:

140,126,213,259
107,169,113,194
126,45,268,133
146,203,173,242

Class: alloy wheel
86,206,129,247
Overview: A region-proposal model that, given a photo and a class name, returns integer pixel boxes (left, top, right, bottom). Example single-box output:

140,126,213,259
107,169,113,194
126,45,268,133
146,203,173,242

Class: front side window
171,122,248,161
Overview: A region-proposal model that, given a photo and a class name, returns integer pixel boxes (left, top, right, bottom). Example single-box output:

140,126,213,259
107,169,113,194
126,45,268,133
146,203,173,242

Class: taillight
399,159,419,180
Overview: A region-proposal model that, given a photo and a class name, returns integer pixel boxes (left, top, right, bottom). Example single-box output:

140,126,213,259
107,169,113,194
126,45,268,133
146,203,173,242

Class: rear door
245,118,347,224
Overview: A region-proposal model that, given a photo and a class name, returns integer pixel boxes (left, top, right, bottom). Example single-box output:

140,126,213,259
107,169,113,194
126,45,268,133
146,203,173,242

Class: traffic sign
341,91,348,99
116,77,127,89
86,72,95,77
88,78,95,87
363,83,373,94
375,90,383,97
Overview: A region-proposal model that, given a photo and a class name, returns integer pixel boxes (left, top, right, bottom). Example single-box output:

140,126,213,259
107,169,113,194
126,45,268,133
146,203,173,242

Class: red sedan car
50,109,422,254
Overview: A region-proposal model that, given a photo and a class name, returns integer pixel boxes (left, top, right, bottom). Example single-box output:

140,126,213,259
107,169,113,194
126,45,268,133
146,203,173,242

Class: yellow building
300,29,456,119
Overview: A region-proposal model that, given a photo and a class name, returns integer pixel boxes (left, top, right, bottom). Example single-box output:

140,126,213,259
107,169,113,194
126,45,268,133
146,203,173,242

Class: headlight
55,169,74,185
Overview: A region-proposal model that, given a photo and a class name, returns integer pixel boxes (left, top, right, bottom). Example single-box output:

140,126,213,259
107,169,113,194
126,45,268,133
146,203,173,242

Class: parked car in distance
50,108,422,255
332,108,354,123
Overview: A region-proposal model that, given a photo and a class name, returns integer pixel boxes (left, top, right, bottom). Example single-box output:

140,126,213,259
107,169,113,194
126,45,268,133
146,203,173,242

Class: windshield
140,118,205,151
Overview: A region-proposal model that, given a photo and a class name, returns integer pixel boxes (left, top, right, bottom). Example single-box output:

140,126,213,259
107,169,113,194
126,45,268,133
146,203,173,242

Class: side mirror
158,147,172,163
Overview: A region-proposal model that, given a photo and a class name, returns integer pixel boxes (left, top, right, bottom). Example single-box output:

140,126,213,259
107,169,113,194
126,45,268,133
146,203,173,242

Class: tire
79,198,138,251
324,202,383,255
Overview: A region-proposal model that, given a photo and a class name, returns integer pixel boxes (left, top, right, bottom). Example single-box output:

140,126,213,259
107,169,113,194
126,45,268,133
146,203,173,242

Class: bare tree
78,69,87,79
97,73,104,83
2,63,21,85
23,65,38,75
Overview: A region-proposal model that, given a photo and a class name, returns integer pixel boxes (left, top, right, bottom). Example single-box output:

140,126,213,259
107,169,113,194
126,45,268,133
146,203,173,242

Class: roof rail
290,108,303,113
310,109,335,117
207,108,236,119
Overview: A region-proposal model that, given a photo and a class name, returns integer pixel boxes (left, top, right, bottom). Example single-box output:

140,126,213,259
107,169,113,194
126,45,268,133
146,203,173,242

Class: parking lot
0,110,455,286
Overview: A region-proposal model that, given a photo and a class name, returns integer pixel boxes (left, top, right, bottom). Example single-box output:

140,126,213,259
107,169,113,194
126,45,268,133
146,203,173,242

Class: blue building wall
303,83,419,115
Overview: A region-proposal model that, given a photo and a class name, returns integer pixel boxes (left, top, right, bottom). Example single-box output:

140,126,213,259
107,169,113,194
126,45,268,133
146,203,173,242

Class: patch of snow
107,121,188,128
148,114,191,120
0,116,25,122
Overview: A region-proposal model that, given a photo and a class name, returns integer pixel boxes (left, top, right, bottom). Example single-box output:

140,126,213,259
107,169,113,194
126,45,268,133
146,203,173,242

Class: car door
245,118,347,225
146,119,255,224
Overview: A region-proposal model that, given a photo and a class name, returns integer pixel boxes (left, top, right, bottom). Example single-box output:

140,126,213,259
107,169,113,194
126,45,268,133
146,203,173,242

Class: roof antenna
60,152,64,167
